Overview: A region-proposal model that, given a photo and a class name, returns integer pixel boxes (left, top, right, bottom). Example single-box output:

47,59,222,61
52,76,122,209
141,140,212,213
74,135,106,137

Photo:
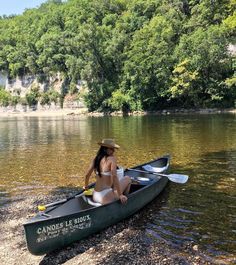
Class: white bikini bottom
93,188,113,204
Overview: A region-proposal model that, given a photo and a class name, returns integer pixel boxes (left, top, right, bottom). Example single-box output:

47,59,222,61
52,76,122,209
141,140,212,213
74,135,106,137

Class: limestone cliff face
0,72,86,111
0,72,63,97
0,72,7,88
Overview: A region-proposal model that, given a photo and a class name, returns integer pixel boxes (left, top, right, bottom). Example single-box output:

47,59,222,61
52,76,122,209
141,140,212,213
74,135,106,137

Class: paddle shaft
42,192,84,208
128,168,173,177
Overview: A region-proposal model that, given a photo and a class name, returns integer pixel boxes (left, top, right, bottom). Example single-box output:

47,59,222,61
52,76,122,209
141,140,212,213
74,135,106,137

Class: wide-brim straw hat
98,139,120,149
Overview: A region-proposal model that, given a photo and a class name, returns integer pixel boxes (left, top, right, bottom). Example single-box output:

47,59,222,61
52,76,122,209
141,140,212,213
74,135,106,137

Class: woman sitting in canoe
84,139,131,205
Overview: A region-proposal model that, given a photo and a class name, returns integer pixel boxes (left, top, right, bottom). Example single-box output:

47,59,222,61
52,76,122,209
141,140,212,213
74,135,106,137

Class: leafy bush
40,90,60,105
0,88,10,107
84,82,114,112
26,86,41,106
20,97,28,106
49,90,60,103
69,83,78,95
40,92,50,105
108,89,134,112
10,95,20,106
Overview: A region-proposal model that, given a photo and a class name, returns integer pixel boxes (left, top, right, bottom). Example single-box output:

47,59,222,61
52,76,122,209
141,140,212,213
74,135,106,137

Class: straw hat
98,139,120,149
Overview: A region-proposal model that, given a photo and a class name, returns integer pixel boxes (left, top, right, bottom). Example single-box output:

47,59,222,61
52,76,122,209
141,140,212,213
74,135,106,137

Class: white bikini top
96,167,124,179
99,171,111,176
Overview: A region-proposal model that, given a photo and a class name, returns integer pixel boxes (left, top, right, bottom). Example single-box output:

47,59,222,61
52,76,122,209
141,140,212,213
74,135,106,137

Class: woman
83,139,131,205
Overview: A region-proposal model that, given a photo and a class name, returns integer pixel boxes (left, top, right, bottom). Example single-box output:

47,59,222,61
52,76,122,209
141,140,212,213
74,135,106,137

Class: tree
174,25,232,107
169,59,200,106
0,88,10,107
121,13,178,110
26,85,41,106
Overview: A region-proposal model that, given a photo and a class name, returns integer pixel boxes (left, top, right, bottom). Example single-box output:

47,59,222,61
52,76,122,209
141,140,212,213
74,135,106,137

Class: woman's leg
113,176,131,198
100,190,116,204
120,175,131,195
100,176,131,204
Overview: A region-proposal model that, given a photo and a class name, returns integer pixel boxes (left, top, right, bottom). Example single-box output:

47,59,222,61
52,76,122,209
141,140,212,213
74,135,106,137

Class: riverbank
0,191,234,265
0,108,89,117
0,107,235,118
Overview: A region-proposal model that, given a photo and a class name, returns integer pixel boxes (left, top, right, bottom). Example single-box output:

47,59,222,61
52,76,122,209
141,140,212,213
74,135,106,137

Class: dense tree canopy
0,0,235,111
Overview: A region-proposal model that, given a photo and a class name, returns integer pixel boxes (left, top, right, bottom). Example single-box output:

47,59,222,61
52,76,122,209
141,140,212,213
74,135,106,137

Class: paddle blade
167,174,189,184
142,164,168,173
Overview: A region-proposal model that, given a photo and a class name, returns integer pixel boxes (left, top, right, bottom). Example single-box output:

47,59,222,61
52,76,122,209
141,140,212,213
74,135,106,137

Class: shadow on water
144,150,236,259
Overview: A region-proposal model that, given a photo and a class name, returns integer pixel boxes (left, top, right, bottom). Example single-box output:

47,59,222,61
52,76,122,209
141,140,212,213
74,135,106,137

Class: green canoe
24,155,170,255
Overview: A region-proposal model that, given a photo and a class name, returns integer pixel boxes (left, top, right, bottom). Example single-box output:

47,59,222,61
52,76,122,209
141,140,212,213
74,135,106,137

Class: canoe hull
24,156,169,255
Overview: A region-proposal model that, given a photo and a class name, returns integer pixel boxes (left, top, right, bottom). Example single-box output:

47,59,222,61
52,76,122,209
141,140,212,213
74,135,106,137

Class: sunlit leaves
170,59,199,100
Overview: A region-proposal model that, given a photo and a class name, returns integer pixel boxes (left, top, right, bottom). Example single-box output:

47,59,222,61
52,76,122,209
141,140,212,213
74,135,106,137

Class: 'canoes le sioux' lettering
36,215,91,234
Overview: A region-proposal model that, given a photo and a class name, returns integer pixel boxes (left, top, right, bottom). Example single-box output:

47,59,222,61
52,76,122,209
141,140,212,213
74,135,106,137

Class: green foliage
49,90,60,103
20,97,27,106
0,87,20,107
0,0,235,111
0,88,10,106
10,95,20,106
173,24,233,107
26,85,41,106
223,11,236,39
169,59,199,106
84,81,114,111
40,89,60,105
121,10,180,109
40,92,50,106
108,89,138,112
225,76,236,88
69,83,78,95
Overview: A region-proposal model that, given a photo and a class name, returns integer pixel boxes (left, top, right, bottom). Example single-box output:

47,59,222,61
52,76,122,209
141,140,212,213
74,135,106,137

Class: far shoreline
0,107,235,118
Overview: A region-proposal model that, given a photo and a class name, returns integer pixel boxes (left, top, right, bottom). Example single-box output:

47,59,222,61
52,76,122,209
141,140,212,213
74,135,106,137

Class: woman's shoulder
107,155,117,163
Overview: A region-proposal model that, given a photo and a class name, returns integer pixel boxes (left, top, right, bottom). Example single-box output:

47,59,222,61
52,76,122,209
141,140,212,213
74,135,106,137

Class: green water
0,114,235,260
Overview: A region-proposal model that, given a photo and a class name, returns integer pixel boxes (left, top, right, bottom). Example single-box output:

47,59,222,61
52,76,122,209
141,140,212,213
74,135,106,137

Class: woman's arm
83,160,94,190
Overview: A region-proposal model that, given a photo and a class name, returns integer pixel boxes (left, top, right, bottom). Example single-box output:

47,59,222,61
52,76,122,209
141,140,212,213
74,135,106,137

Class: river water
0,114,235,260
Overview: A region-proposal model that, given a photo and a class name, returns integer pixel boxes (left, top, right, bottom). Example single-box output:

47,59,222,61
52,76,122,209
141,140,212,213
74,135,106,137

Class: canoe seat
82,196,102,207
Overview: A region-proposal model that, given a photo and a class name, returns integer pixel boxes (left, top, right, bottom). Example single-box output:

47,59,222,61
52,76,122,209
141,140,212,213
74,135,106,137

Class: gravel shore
0,192,234,265
0,108,235,118
0,108,88,117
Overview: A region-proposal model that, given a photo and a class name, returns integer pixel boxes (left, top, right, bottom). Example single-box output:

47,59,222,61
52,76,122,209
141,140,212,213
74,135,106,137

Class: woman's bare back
94,156,114,191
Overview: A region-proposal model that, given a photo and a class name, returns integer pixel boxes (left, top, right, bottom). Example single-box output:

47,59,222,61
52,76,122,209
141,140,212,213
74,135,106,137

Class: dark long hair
94,146,109,177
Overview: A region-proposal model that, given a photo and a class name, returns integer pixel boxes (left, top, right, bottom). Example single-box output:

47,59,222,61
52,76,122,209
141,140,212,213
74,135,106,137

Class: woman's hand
119,194,128,204
83,185,88,190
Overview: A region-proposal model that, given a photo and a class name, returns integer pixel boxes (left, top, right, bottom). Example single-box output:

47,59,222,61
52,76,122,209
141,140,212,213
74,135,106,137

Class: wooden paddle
127,168,189,184
38,188,94,211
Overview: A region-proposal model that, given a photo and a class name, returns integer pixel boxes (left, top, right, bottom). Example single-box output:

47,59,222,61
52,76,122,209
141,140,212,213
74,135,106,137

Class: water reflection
0,114,236,259
145,150,236,259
